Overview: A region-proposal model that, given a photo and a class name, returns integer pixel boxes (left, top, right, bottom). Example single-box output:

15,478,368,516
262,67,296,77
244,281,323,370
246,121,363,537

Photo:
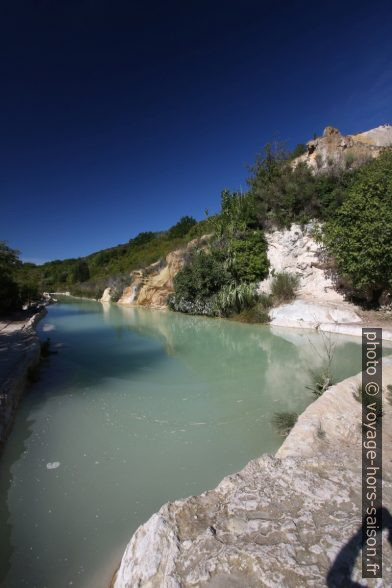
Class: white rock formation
269,300,361,330
100,287,113,303
113,360,392,587
258,223,342,302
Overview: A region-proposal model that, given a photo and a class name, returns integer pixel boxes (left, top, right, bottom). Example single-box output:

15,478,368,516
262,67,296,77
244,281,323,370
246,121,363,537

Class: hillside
8,123,392,316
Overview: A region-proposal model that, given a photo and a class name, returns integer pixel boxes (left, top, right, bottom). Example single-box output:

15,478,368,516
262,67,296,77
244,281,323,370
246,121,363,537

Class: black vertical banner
362,328,382,578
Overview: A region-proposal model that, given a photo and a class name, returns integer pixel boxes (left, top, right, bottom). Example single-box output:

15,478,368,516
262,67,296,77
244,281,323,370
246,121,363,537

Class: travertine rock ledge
113,361,392,587
0,307,46,451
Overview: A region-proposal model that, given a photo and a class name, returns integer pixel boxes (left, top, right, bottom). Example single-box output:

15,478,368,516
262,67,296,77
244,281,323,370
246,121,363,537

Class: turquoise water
0,300,375,587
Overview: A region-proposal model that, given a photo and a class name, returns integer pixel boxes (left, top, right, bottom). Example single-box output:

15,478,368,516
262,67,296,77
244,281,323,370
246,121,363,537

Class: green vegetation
0,242,39,315
272,411,298,436
247,143,357,228
7,137,392,317
323,151,392,303
15,216,200,300
270,272,299,304
169,190,270,317
305,332,336,398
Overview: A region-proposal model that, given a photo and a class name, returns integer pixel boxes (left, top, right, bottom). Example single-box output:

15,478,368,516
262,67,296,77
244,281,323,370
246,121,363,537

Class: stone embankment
0,307,46,451
113,360,392,587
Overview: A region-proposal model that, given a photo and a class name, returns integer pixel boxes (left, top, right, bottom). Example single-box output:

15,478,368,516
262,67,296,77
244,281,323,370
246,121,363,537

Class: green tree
167,216,197,239
228,231,269,283
129,231,156,247
323,151,392,301
0,241,22,314
173,250,231,302
71,261,90,283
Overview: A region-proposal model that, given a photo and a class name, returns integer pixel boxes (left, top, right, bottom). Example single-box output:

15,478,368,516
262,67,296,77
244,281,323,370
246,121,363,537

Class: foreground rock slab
113,362,392,587
0,308,46,451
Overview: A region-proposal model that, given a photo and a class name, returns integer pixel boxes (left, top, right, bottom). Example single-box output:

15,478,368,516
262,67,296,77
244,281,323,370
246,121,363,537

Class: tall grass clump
270,272,299,304
305,331,336,398
272,412,298,436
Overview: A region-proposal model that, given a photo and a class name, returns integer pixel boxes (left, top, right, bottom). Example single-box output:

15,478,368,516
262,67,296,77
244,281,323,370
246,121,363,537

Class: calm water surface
0,299,381,587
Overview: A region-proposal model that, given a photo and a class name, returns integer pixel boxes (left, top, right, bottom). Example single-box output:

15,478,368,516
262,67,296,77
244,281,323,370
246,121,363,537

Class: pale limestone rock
100,287,113,303
292,124,392,173
113,363,392,588
258,223,342,302
269,300,361,330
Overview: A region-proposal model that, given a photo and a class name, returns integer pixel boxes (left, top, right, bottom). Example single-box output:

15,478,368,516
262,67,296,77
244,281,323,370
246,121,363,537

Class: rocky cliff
292,124,392,172
101,236,210,309
113,361,392,587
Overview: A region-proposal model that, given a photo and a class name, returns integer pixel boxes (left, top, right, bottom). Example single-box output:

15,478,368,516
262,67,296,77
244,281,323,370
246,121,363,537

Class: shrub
323,151,392,302
270,272,299,303
306,366,334,398
272,412,298,436
214,283,260,316
248,144,358,227
129,232,156,247
0,241,23,314
230,297,272,323
228,231,269,284
170,250,231,315
167,295,218,316
167,216,197,239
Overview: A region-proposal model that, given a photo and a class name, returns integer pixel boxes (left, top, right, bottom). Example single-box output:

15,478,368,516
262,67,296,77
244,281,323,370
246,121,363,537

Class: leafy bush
270,272,299,303
167,216,197,239
228,231,269,284
129,231,156,247
230,294,272,323
167,295,218,316
170,250,231,315
248,144,358,227
0,241,27,314
272,412,298,436
323,151,392,301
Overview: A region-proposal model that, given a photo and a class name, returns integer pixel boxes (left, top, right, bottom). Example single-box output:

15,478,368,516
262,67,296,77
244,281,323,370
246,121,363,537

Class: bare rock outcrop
113,361,392,587
117,236,210,310
0,308,47,451
293,124,392,173
258,223,341,302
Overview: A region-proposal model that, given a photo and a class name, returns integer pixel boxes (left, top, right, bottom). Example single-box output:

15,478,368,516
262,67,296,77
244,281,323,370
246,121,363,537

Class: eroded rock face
117,236,210,310
100,287,113,303
258,223,341,302
113,361,392,587
293,124,392,172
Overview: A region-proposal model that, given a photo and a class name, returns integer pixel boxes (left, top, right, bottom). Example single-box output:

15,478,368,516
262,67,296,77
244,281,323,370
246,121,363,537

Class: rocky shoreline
0,307,47,452
112,360,392,587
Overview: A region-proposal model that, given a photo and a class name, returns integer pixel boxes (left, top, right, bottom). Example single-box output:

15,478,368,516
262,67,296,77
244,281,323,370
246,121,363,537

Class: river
0,299,378,587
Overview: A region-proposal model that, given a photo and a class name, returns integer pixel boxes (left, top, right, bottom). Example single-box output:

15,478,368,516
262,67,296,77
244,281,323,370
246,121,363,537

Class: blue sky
1,0,391,263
